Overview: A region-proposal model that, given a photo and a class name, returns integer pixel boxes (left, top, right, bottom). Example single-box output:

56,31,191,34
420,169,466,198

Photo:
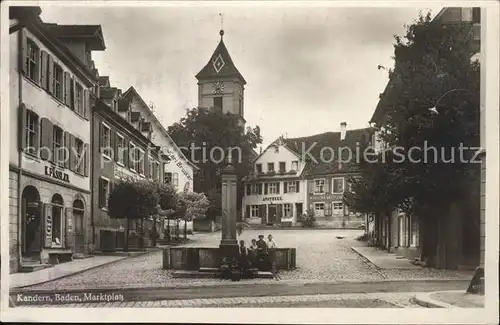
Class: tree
108,179,159,251
155,182,179,244
177,191,210,239
347,12,480,266
167,108,262,210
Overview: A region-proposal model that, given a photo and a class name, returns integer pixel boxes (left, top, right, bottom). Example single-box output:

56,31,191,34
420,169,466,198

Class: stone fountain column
219,157,238,261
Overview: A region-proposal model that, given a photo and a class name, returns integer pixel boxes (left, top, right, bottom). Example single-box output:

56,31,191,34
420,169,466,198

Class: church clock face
212,81,224,94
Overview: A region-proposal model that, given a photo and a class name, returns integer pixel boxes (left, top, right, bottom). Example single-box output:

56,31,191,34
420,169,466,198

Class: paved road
25,229,472,292
12,279,470,306
18,293,423,308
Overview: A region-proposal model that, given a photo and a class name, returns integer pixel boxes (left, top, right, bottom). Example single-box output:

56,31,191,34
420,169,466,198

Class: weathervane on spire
219,13,224,39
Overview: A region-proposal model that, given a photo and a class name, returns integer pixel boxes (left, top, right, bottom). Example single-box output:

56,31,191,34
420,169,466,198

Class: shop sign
45,166,69,183
310,194,343,201
263,196,282,202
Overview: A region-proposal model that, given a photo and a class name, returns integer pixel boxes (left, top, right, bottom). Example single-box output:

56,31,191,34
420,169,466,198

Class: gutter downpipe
16,27,25,270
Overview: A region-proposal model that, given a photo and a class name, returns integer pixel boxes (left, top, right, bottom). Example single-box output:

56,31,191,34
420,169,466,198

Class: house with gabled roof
242,123,372,228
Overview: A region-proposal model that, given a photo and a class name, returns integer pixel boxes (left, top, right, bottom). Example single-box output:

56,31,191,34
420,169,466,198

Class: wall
9,171,20,273
198,78,244,116
254,143,304,176
129,96,194,193
10,28,91,192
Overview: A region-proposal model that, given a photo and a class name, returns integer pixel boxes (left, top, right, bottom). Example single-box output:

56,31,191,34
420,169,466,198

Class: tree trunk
124,219,130,252
152,216,157,247
184,220,187,239
166,219,170,242
175,220,180,240
138,218,144,249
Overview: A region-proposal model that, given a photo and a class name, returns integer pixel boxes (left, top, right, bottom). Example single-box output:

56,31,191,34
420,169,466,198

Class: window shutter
64,72,71,106
43,203,53,248
276,182,280,194
40,118,53,161
284,182,288,194
114,133,119,162
98,179,103,208
72,78,77,110
264,183,268,195
144,152,150,177
308,181,314,193
21,29,28,75
84,143,89,177
83,89,89,119
123,138,129,167
246,184,251,195
128,143,134,169
257,183,262,195
19,104,27,151
98,123,103,152
70,134,77,171
296,181,300,193
64,132,71,169
47,54,54,94
40,51,48,90
245,205,250,219
325,180,330,193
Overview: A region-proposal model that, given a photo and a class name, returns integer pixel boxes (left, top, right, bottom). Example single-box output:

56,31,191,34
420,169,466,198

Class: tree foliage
167,108,263,200
178,191,210,221
108,179,159,220
346,12,480,217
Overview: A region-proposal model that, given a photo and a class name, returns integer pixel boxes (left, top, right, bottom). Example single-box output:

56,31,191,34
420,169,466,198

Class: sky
40,4,442,149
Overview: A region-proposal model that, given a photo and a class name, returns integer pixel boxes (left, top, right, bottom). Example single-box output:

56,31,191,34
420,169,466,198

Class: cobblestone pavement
27,230,473,291
24,292,424,308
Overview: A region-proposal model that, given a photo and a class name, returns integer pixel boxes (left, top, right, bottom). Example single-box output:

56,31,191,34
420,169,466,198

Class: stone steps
172,270,275,279
19,263,52,273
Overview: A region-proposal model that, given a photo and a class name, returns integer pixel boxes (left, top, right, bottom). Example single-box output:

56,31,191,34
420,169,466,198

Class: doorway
22,186,41,257
268,205,277,224
295,203,303,218
73,199,85,253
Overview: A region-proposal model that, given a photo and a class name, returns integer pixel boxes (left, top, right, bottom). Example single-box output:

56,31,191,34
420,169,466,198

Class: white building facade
242,137,307,226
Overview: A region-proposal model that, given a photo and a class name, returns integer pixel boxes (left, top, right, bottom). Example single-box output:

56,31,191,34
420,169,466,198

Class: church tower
196,29,246,127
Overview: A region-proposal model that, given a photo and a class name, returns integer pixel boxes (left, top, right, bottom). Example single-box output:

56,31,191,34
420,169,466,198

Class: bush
301,210,316,228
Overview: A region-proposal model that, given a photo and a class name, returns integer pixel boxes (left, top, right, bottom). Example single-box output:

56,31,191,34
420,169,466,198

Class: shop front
18,170,90,266
243,180,306,227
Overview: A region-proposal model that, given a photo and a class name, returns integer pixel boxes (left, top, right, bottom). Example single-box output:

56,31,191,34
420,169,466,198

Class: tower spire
219,13,224,40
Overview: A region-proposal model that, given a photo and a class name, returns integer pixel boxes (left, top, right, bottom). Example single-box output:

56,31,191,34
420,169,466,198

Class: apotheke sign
263,196,282,202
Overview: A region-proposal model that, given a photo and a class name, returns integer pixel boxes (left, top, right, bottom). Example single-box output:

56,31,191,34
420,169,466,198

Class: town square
1,1,499,323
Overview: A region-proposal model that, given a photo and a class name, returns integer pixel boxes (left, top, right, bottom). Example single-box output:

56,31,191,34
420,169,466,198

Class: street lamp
428,88,476,114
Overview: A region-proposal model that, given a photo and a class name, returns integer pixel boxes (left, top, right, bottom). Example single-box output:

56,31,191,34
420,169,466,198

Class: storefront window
332,202,343,215
314,203,325,216
283,203,292,217
51,194,64,247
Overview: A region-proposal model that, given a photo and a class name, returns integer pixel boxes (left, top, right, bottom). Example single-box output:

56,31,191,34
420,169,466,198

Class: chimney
340,122,347,141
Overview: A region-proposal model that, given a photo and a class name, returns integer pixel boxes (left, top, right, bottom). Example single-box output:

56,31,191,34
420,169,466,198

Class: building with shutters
8,7,104,272
301,124,372,228
242,136,307,227
91,79,198,251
